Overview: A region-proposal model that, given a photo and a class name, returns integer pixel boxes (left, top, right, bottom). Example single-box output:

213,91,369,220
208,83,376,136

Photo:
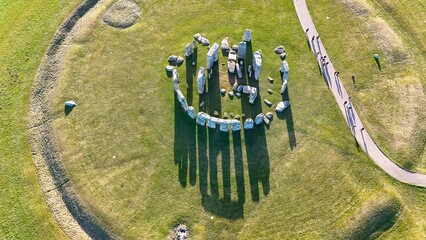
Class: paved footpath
293,0,426,187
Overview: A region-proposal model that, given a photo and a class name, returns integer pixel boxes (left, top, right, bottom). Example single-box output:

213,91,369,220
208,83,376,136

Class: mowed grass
307,0,426,172
53,0,426,239
0,0,81,238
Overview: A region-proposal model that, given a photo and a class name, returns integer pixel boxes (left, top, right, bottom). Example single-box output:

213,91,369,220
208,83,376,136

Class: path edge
28,0,112,239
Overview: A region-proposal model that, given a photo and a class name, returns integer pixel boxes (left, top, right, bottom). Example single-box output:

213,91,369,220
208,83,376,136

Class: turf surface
51,0,426,238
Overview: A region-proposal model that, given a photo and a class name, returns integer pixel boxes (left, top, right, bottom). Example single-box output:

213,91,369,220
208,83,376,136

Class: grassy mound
102,0,141,29
342,197,401,239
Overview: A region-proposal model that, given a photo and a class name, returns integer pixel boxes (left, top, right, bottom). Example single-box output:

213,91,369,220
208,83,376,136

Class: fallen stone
268,76,274,84
267,89,273,94
213,110,219,116
228,91,234,97
264,99,272,106
231,45,239,51
230,112,235,118
220,88,226,95
274,45,286,55
266,112,274,120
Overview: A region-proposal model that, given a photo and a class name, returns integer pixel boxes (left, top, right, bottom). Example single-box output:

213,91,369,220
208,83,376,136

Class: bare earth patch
102,0,141,29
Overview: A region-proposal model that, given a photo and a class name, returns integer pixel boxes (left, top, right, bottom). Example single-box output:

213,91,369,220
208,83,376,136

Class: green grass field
50,0,426,239
0,0,81,238
1,0,425,238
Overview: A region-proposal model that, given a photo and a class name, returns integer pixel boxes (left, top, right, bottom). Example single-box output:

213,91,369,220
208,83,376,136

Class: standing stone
237,42,246,59
197,67,206,94
207,43,219,69
253,51,262,80
243,29,252,42
185,43,193,57
221,37,230,52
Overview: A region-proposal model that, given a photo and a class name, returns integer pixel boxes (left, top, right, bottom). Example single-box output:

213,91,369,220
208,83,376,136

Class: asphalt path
293,0,426,187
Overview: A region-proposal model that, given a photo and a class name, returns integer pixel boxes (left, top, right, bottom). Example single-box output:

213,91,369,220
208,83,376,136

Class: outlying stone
274,45,286,55
266,112,274,120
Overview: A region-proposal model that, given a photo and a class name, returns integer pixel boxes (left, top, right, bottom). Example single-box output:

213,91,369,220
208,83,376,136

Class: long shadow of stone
232,130,245,204
277,86,297,150
239,41,270,201
174,91,196,187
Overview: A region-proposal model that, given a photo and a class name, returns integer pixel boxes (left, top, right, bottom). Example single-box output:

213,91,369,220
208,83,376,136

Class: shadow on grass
174,47,272,218
277,78,297,150
174,91,196,187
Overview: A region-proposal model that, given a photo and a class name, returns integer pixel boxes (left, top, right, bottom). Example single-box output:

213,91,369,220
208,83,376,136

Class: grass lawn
0,0,81,238
308,0,426,172
50,0,426,239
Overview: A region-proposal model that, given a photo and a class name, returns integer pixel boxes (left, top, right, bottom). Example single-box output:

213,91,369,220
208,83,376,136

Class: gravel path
293,0,426,187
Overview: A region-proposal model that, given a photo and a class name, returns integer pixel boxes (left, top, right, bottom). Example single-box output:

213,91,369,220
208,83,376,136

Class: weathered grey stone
237,42,246,59
280,79,288,94
223,112,228,118
221,37,230,52
230,112,235,118
264,99,272,106
243,29,252,42
253,51,262,80
274,45,286,55
168,55,178,64
207,43,219,69
255,113,264,124
213,110,219,116
228,91,234,97
197,67,206,94
249,87,257,104
220,88,226,94
275,101,291,113
176,56,184,66
266,112,274,120
185,43,193,57
280,52,287,60
231,45,239,51
268,76,274,84
267,89,273,94
187,106,196,119
244,118,254,129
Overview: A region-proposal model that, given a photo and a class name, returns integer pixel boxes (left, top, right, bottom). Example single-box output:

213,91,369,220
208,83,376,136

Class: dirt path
28,0,113,239
293,0,426,187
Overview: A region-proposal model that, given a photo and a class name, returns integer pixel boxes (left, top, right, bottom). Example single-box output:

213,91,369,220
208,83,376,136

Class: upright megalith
185,43,193,57
237,42,246,59
253,51,262,80
243,29,252,42
197,67,206,94
207,43,219,70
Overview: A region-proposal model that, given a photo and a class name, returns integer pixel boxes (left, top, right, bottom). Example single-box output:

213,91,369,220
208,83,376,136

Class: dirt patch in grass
29,0,113,239
102,0,141,29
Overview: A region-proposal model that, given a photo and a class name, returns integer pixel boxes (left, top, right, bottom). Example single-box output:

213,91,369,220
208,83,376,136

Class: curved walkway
293,0,426,187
